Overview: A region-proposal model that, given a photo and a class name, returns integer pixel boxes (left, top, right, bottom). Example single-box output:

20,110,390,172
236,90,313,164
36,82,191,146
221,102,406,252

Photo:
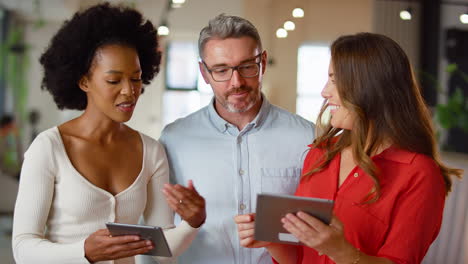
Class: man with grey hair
159,14,315,264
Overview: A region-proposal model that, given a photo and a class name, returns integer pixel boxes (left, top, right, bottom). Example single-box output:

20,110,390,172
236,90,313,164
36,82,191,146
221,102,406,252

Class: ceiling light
158,25,170,36
171,0,185,8
292,8,304,18
461,12,468,24
400,8,412,20
276,28,288,38
284,21,295,31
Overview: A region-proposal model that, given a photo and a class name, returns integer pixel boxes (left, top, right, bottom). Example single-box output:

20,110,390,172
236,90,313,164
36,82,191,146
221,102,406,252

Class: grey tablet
105,222,172,257
254,193,334,245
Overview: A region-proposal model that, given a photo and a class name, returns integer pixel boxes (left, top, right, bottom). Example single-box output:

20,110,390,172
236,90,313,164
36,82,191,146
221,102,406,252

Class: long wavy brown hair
305,33,463,200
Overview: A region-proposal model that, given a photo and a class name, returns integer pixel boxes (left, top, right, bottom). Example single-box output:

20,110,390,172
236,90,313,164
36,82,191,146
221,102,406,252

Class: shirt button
239,204,246,210
353,172,359,178
239,169,245,175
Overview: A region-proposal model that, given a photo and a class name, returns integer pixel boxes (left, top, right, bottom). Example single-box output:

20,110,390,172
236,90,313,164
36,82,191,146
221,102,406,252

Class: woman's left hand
162,180,206,228
282,212,356,260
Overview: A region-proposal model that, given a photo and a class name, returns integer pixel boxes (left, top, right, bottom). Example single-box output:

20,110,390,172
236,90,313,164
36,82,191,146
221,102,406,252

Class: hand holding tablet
106,222,172,257
254,193,334,245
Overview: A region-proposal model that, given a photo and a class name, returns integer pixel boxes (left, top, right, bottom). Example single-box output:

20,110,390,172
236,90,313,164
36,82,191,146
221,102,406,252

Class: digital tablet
254,193,334,245
105,222,172,257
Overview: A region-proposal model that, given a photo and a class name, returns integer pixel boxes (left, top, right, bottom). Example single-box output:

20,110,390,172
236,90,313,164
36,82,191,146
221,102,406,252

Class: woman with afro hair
12,3,206,263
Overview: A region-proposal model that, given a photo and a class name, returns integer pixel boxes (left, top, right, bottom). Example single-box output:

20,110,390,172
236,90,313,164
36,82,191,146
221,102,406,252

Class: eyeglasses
202,53,262,82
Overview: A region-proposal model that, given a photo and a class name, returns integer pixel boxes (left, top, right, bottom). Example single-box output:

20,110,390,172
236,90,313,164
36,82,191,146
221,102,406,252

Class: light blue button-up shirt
159,96,315,264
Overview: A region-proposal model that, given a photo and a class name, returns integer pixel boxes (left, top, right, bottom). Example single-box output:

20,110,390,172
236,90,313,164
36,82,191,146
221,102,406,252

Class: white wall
373,0,421,69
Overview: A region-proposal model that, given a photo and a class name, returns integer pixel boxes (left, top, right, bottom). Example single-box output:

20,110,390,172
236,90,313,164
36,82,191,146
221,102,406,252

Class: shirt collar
308,139,417,165
207,98,229,133
251,94,270,129
207,93,271,133
374,146,417,164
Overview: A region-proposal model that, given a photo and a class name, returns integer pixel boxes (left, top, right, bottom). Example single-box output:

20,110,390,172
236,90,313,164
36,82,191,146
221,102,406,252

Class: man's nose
229,69,246,87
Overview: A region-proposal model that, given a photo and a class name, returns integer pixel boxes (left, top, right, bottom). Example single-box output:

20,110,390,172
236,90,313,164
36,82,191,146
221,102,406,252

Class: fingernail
146,240,152,246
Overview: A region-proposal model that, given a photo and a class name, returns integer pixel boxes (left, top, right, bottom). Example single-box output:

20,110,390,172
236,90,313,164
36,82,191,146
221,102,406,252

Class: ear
199,62,210,84
261,50,267,75
78,75,90,92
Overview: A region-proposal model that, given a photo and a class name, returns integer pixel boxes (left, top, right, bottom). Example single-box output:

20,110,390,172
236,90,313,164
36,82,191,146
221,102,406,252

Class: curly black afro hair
40,2,161,110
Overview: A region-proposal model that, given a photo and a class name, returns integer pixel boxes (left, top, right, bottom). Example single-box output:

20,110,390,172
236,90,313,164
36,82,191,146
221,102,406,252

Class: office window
296,44,330,123
162,42,212,126
165,42,199,90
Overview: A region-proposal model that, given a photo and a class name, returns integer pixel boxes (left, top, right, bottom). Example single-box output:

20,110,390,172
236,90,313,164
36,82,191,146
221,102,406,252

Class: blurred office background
0,0,467,263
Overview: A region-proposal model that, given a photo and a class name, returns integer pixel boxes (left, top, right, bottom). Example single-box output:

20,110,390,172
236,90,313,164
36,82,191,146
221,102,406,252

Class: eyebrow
105,69,141,74
209,54,261,68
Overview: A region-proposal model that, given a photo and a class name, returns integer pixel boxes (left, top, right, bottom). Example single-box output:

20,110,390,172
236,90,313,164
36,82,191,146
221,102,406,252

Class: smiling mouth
329,105,340,111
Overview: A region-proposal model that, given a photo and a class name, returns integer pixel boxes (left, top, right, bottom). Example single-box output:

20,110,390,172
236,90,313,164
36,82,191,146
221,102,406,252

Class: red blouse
278,145,446,264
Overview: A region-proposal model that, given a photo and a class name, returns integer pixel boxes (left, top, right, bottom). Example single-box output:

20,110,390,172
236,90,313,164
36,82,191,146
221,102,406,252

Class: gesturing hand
163,180,206,228
84,229,153,263
234,213,271,248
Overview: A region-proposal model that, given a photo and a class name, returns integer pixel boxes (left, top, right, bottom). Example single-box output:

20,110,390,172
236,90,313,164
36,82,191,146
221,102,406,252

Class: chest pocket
336,198,389,253
260,167,301,195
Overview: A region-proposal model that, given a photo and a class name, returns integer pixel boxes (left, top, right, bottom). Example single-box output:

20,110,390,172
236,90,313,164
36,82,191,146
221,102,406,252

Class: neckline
336,151,355,191
52,126,146,198
335,145,395,191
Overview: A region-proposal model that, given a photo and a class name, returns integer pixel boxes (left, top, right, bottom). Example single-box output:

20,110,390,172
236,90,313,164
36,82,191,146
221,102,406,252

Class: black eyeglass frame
201,52,264,82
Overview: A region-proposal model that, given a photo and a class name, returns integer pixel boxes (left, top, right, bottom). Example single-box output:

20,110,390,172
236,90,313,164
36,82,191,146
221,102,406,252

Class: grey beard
224,99,256,113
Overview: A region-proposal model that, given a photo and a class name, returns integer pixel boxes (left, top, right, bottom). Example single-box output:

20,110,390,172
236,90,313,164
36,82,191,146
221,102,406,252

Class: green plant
0,26,29,123
435,64,468,133
0,2,45,122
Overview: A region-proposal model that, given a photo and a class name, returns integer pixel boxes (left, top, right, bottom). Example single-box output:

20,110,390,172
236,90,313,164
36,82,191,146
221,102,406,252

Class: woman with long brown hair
235,32,463,264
